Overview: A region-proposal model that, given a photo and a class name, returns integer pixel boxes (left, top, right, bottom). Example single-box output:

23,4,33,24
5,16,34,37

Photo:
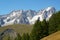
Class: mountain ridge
0,6,56,26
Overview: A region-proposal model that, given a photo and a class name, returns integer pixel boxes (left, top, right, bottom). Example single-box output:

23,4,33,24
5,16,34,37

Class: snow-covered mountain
29,7,56,24
0,7,56,26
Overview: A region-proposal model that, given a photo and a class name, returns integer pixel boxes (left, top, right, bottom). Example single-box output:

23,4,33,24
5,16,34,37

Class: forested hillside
0,11,60,40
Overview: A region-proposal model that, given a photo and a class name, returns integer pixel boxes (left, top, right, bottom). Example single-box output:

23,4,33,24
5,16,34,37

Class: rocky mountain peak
0,6,56,26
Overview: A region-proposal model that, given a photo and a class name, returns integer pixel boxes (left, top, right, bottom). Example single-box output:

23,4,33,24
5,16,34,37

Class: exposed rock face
0,7,56,26
0,29,17,40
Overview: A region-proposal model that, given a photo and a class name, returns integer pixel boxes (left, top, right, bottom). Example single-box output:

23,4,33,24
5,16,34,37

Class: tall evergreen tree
30,18,43,40
8,36,10,40
49,11,60,34
21,33,30,40
41,19,49,37
15,33,21,40
25,33,30,40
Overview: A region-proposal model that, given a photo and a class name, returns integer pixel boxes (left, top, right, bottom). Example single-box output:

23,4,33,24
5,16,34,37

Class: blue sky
0,0,60,15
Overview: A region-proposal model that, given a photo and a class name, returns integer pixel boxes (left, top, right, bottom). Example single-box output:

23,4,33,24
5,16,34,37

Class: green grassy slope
0,24,33,35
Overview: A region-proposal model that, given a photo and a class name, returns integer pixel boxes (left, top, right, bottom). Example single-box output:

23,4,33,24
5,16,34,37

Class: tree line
7,11,60,40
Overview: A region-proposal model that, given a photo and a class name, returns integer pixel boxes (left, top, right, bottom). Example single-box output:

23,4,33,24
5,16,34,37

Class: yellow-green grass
41,31,60,40
0,24,33,35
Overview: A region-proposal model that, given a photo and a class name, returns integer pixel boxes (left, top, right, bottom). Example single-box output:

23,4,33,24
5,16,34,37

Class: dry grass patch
41,31,60,40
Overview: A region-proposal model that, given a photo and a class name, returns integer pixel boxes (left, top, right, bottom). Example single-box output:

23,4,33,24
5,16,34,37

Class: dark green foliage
21,33,26,40
14,11,60,40
41,19,49,37
8,36,10,40
30,18,43,40
15,33,21,40
24,33,30,40
2,11,60,40
30,13,60,40
49,11,60,34
21,33,30,40
0,25,1,27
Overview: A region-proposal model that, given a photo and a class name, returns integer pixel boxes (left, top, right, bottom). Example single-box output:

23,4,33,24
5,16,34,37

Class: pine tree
41,19,49,37
21,33,30,40
21,33,26,40
15,33,21,40
25,33,30,40
30,18,43,40
49,12,59,34
8,36,10,40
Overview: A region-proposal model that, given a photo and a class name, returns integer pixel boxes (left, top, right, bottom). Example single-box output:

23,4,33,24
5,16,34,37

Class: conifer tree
15,33,21,40
30,18,43,40
41,19,49,37
21,33,30,40
25,33,30,40
49,12,59,34
8,36,10,40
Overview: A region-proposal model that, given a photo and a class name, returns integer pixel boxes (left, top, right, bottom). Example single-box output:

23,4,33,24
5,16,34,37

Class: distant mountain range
0,7,56,26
